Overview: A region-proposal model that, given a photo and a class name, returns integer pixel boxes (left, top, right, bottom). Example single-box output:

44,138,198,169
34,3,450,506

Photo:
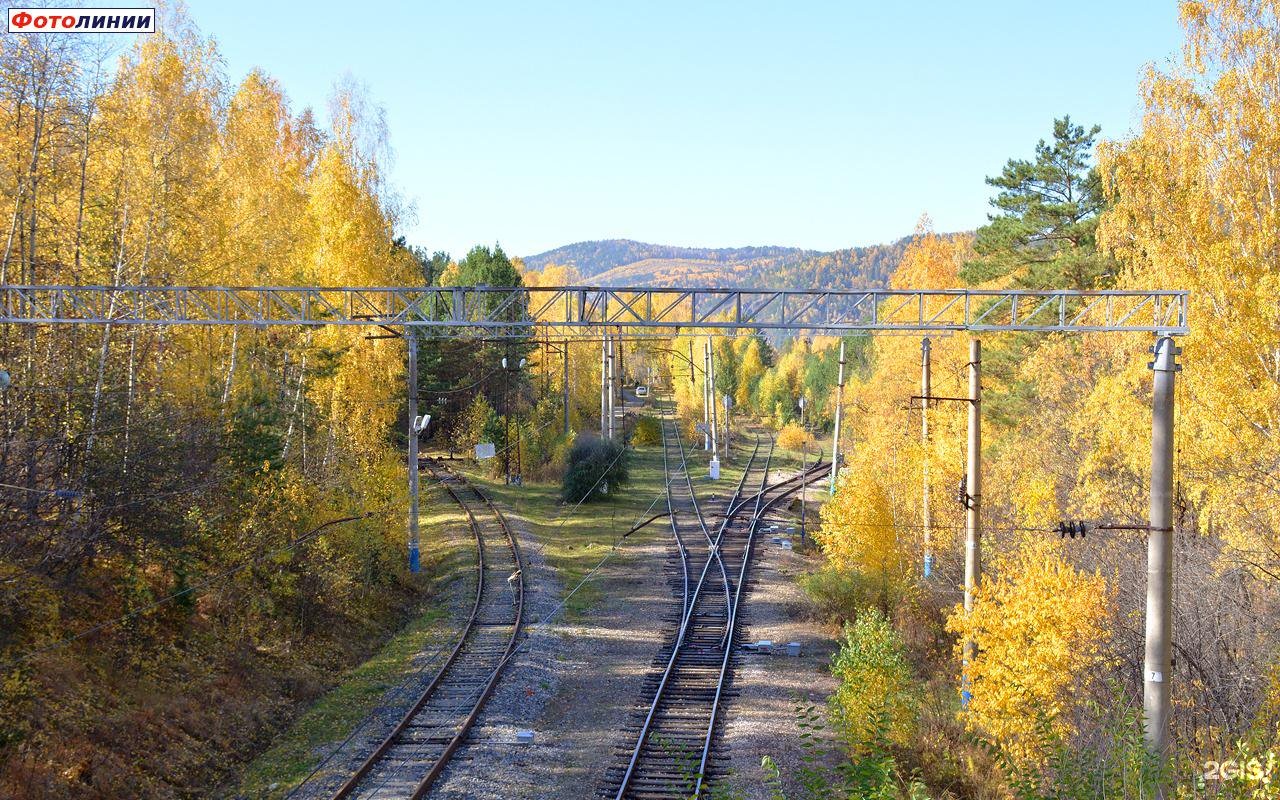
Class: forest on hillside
521,239,815,276
653,2,1280,795
0,17,599,796
0,15,442,797
3,1,1280,799
524,236,934,290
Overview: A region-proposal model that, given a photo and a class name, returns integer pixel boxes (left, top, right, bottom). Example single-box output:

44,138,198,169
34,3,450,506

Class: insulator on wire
1057,520,1088,539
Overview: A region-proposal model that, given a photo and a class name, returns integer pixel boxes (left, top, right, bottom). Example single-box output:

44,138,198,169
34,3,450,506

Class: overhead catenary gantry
0,281,1187,794
0,284,1188,335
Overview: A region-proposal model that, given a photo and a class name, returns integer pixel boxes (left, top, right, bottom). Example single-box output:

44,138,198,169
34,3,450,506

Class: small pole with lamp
502,356,527,485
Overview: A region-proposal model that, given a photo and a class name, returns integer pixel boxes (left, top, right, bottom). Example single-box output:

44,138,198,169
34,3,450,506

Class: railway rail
603,412,827,799
330,462,524,800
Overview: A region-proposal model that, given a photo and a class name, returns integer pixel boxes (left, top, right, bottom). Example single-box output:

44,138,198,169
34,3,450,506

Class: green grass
449,424,753,621
233,484,471,799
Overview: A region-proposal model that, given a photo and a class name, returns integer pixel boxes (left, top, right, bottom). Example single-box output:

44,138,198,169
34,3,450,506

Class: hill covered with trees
522,236,946,289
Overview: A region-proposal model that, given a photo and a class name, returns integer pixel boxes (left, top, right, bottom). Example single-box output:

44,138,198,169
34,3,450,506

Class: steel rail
694,438,791,798
330,463,524,800
670,421,734,637
612,416,727,798
327,466,485,800
407,486,524,799
611,429,766,799
725,455,827,520
658,415,692,658
708,438,768,653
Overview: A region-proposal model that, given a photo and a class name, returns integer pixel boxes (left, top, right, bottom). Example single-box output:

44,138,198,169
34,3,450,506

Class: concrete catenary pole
407,329,421,573
607,334,616,440
616,330,625,404
601,335,608,437
562,341,570,436
799,395,808,543
708,337,719,460
922,337,933,578
706,337,716,450
1145,336,1179,793
962,338,981,702
829,339,846,495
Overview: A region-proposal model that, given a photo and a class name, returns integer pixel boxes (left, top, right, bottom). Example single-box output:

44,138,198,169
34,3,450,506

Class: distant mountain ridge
522,236,931,290
521,239,816,277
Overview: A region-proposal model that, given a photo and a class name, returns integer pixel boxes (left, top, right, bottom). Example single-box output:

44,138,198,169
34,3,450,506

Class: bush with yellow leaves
631,415,662,447
945,538,1113,766
775,422,813,451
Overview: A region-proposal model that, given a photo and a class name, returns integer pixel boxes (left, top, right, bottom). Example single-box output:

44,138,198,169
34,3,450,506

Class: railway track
601,407,831,799
330,462,524,800
602,412,777,799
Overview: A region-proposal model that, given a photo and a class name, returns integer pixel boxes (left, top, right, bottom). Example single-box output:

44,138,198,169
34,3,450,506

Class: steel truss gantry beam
0,285,1189,335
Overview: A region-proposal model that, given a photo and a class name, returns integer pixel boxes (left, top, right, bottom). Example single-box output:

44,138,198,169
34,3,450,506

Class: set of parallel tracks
602,410,827,799
330,461,524,800
322,407,822,800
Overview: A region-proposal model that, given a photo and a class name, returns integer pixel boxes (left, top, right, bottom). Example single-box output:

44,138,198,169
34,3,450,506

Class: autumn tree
961,117,1114,290
0,14,432,796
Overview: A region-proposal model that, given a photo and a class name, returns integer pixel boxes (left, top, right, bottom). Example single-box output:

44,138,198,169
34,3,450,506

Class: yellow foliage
817,471,904,584
945,538,1113,765
774,423,813,451
734,337,767,408
830,609,917,752
891,215,970,290
1096,0,1280,564
814,228,974,583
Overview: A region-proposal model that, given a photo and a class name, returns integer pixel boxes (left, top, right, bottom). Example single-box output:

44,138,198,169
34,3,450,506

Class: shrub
800,566,878,626
452,393,500,458
631,415,662,446
560,436,630,503
944,539,1112,766
776,422,813,451
518,397,572,481
830,608,918,754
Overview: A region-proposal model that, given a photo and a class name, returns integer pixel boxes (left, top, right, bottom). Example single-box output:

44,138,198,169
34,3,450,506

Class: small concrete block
780,540,793,551
516,730,534,745
786,641,802,657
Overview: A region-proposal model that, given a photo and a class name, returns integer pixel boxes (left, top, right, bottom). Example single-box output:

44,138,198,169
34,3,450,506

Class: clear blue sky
187,1,1184,260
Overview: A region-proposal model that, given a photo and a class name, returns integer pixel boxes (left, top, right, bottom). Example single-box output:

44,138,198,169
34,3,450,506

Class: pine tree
961,116,1114,289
